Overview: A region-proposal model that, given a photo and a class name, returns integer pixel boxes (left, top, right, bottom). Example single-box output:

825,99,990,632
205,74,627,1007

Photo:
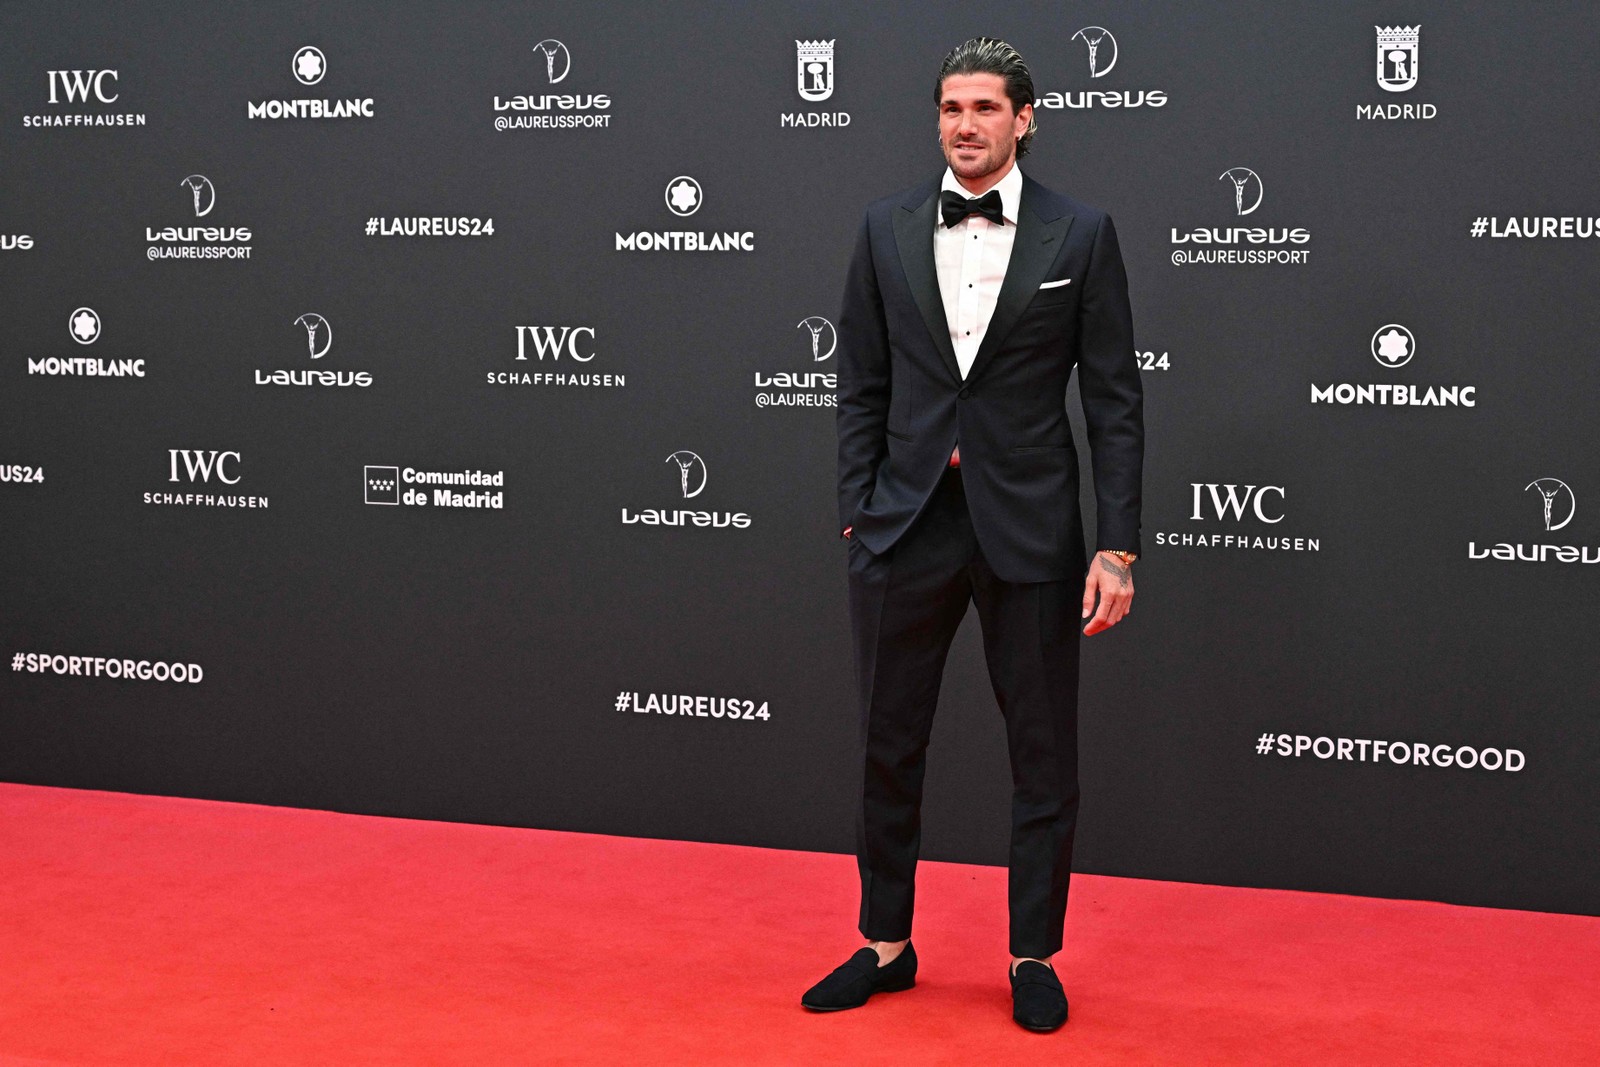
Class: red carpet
0,783,1595,1066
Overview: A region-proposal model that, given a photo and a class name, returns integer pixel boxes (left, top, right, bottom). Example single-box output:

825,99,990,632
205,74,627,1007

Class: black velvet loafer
801,942,918,1011
1010,960,1068,1031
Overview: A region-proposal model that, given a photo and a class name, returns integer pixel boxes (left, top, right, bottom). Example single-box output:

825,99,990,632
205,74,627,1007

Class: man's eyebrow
940,96,1005,106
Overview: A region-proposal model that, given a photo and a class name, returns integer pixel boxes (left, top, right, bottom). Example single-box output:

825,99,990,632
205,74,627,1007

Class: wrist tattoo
1098,554,1131,589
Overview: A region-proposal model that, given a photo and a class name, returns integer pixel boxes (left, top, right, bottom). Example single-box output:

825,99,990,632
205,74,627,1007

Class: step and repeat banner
3,2,1596,917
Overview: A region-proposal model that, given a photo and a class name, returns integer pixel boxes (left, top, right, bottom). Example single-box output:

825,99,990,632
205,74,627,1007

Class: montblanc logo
1359,26,1435,120
616,178,755,252
1371,324,1415,367
493,39,612,131
146,175,253,260
1170,167,1311,267
248,45,375,119
1311,324,1477,407
665,176,702,217
144,450,266,509
621,451,751,529
492,323,623,388
1036,26,1167,111
70,307,101,345
783,39,850,128
293,46,326,85
28,68,145,128
1153,482,1321,552
27,307,146,378
755,317,837,409
255,312,372,388
1469,478,1598,563
364,464,505,509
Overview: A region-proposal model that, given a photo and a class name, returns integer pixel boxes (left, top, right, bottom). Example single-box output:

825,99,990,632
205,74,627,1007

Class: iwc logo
1153,482,1321,552
145,450,266,509
1036,26,1167,111
621,451,751,528
1311,324,1477,407
248,45,374,119
783,39,850,127
491,323,623,388
493,39,612,131
1358,26,1435,121
28,68,145,127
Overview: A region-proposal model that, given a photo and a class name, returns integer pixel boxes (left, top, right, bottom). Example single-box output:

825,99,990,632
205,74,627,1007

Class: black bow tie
940,188,1005,229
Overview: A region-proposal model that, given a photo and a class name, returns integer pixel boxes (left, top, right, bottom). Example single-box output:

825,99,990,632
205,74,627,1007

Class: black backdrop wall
4,1,1597,917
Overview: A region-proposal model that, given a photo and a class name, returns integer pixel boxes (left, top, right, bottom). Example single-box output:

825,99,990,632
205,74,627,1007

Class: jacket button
958,386,973,399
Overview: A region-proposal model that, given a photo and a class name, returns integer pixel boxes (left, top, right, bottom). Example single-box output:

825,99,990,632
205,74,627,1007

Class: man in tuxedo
801,38,1143,1032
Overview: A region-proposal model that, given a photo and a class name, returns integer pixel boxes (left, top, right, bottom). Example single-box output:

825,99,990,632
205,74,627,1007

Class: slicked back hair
935,37,1038,158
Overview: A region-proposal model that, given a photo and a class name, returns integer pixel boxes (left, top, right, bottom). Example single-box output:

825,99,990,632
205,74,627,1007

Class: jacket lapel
892,181,963,384
965,176,1076,384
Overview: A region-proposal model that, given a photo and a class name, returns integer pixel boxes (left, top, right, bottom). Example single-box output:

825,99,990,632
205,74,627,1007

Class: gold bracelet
1101,550,1138,566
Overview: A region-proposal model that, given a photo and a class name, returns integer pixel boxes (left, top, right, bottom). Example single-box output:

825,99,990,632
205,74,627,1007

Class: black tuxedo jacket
835,171,1144,583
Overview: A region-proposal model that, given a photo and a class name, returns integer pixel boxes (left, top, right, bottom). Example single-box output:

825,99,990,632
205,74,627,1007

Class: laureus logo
1071,27,1118,77
292,46,326,86
293,313,332,359
180,174,215,218
534,39,571,84
1218,168,1262,216
797,316,836,361
622,450,750,528
1526,478,1575,532
665,451,707,499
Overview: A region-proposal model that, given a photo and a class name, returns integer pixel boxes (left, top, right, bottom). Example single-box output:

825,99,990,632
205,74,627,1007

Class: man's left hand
1081,551,1134,636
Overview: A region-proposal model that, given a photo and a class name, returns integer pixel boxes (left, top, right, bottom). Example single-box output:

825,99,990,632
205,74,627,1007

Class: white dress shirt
934,162,1023,380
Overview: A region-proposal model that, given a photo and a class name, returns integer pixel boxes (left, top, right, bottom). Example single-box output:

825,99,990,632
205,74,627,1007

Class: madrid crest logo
796,40,834,101
1375,26,1419,92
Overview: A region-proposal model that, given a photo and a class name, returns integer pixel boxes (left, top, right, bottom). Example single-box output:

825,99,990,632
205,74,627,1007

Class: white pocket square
1038,278,1072,290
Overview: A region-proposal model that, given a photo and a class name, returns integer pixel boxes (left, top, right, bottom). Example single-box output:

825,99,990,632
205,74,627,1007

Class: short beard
942,137,1015,184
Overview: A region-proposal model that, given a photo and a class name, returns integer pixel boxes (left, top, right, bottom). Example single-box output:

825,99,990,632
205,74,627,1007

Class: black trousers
847,467,1083,958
